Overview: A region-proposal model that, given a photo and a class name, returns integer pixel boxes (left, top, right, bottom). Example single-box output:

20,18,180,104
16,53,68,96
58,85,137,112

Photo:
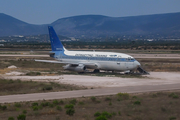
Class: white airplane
35,26,145,74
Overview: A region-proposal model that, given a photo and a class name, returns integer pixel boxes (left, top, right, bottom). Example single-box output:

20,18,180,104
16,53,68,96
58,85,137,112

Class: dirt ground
2,72,180,88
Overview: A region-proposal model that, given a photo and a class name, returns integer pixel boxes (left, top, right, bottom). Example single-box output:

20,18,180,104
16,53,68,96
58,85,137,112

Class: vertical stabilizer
48,26,65,51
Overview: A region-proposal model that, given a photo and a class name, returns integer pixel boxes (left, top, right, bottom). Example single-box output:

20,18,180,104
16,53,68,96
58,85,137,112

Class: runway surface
0,83,180,103
0,53,180,59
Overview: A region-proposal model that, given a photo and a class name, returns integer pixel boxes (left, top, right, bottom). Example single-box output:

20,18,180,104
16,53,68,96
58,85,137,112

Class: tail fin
48,26,65,51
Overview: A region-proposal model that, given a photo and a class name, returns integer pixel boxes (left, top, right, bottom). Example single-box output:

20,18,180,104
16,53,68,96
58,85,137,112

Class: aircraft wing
35,59,97,67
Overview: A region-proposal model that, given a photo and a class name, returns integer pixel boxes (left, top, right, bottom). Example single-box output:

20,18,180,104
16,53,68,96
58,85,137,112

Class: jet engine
63,64,86,73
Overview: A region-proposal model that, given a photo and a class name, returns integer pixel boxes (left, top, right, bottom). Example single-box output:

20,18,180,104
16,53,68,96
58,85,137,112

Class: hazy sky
0,0,180,24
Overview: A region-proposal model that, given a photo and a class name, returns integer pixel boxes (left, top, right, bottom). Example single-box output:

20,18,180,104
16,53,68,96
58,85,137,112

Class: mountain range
0,12,180,38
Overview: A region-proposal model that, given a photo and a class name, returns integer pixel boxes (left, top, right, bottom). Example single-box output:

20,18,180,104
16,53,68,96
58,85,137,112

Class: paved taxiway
0,83,180,103
0,53,180,59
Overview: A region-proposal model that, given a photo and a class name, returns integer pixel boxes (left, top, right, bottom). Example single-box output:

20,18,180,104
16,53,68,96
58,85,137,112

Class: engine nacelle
63,64,86,72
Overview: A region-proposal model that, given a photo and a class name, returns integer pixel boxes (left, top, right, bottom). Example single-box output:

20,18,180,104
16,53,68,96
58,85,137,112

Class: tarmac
0,83,180,103
1,72,180,103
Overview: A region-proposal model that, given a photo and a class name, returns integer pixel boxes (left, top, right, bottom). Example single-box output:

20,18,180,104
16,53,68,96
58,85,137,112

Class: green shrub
134,101,141,105
26,72,41,76
69,99,77,105
111,112,116,116
118,111,121,116
152,94,157,98
17,114,26,120
43,86,53,90
53,100,59,105
36,72,41,75
169,116,176,120
95,115,108,120
132,96,138,99
8,117,15,120
94,112,101,117
32,106,38,111
66,108,75,116
59,100,64,104
101,111,112,118
41,102,49,107
1,105,7,110
64,104,74,109
109,102,112,106
22,110,27,114
117,93,129,100
169,93,179,98
91,96,96,101
173,95,179,99
56,106,62,111
49,103,54,108
14,103,21,108
32,102,38,107
105,97,111,101
78,102,84,105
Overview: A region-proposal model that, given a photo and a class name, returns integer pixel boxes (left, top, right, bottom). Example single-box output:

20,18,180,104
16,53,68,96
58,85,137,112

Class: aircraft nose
134,60,141,67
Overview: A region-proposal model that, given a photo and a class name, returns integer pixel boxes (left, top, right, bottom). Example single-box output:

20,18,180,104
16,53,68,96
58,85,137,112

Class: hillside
0,12,180,38
0,13,47,36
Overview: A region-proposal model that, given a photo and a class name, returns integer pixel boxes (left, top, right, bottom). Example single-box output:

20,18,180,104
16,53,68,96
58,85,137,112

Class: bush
41,102,49,107
134,101,141,105
78,102,84,105
101,111,112,118
95,115,108,120
32,102,38,107
0,105,7,110
105,97,111,101
169,93,179,99
22,110,27,114
118,111,121,116
109,102,112,106
161,107,166,112
49,103,54,108
26,72,41,76
8,117,15,120
32,106,38,111
59,100,64,104
152,94,157,98
69,99,77,105
132,96,138,99
53,100,59,105
111,112,116,116
43,86,53,90
17,114,26,120
14,103,21,108
94,112,101,117
117,93,129,100
172,95,179,99
91,96,96,101
56,106,62,111
66,108,75,116
169,116,176,120
64,104,74,109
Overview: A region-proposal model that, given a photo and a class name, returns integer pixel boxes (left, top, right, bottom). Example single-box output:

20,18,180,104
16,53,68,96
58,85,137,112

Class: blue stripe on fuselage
52,51,135,62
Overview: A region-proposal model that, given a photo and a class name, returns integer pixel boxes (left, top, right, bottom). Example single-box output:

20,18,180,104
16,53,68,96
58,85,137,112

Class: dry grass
0,79,87,96
0,91,180,120
138,58,180,72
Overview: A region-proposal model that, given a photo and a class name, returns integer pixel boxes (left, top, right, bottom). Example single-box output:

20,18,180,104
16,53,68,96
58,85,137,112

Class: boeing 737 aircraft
35,26,147,74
